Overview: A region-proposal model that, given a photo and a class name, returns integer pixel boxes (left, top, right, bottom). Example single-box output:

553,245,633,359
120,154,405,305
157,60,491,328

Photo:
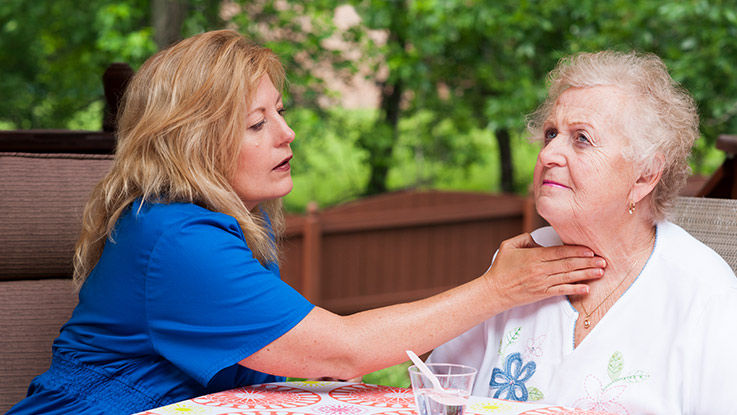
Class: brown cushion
0,153,113,280
0,279,77,413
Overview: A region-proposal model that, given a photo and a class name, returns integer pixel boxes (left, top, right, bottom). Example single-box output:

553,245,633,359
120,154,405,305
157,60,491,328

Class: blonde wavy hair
527,51,699,222
73,30,286,289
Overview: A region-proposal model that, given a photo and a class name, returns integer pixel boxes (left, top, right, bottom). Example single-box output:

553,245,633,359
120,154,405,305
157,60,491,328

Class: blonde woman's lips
273,155,292,171
542,180,569,189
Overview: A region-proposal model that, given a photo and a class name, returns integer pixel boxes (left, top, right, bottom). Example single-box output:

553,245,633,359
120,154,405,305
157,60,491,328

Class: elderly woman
428,51,737,414
7,30,606,415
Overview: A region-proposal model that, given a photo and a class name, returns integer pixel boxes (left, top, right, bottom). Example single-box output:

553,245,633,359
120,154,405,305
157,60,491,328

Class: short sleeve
143,213,314,386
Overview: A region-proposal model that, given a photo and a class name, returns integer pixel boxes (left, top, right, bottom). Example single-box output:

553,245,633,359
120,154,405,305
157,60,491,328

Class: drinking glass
408,363,477,415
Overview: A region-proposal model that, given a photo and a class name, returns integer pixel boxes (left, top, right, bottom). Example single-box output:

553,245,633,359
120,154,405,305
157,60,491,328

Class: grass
361,361,412,388
287,361,412,387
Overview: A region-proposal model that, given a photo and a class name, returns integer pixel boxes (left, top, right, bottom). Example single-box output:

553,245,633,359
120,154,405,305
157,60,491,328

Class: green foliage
285,361,411,387
2,0,734,205
361,361,411,387
340,0,736,199
282,105,546,212
284,107,722,212
229,0,350,110
284,107,372,211
0,0,154,129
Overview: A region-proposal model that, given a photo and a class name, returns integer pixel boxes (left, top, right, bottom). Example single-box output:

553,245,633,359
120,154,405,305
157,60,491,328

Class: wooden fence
279,190,536,315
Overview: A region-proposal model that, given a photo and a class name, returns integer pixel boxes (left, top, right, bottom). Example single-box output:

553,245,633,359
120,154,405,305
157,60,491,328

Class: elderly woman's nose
538,136,566,166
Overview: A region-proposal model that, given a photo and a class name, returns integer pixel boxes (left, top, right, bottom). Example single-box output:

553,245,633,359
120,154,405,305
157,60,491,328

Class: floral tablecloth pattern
135,381,612,415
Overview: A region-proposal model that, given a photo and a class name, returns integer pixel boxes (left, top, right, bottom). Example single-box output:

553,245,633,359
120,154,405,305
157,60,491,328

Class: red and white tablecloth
135,381,612,415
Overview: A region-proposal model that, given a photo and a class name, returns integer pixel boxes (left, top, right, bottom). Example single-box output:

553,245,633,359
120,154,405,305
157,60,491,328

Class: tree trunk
364,78,403,195
152,0,188,50
363,2,407,196
495,127,514,193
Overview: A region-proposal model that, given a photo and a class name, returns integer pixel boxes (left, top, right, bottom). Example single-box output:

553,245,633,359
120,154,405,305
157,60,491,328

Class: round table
135,381,613,415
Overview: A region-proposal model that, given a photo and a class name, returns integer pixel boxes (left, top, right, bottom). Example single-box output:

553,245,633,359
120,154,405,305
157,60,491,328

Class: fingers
499,233,540,249
486,233,607,311
544,267,605,297
538,244,596,261
545,283,590,297
547,267,604,286
499,233,595,259
544,256,607,276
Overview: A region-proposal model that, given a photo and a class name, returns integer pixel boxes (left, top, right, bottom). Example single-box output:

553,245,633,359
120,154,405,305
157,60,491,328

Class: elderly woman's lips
542,180,569,189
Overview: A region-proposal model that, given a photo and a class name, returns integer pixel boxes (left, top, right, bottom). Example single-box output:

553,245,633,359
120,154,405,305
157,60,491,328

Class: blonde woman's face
533,86,638,228
232,75,295,210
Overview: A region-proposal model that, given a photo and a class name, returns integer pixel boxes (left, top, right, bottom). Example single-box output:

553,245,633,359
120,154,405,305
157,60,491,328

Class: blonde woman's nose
277,117,296,145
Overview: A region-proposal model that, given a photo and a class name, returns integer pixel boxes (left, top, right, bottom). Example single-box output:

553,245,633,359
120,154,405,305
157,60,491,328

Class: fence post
301,201,321,304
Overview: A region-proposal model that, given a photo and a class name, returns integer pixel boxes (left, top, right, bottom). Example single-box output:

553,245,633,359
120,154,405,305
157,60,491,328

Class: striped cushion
0,279,77,412
0,152,113,280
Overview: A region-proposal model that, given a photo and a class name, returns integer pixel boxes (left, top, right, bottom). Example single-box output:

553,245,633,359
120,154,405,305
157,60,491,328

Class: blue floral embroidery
489,352,536,401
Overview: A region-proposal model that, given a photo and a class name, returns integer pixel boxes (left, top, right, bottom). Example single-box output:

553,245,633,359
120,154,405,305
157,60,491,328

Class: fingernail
597,259,606,267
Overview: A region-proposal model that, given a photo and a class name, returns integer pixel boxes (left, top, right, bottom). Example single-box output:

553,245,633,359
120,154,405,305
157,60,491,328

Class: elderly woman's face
533,86,639,226
232,75,295,210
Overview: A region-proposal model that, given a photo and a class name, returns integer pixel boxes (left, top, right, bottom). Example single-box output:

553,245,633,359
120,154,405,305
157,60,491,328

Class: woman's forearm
322,276,507,379
239,277,497,380
240,233,604,379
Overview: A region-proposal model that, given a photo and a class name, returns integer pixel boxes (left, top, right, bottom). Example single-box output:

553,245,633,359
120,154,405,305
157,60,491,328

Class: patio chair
670,196,737,273
0,151,113,413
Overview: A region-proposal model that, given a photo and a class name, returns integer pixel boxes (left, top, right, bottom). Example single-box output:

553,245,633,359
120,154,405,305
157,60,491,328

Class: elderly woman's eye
544,128,558,142
575,132,592,145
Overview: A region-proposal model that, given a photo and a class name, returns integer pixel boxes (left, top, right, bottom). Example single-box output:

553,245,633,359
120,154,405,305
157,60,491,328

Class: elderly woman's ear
629,153,665,207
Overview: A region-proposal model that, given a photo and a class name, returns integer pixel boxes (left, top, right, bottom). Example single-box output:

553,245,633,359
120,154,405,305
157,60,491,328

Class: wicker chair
670,196,737,273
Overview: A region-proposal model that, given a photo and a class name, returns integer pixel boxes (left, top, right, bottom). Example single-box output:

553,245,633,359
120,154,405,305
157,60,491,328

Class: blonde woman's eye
249,120,265,131
544,128,558,143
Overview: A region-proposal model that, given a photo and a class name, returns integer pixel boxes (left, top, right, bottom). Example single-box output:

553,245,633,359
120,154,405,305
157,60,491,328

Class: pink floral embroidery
571,375,629,415
525,335,547,359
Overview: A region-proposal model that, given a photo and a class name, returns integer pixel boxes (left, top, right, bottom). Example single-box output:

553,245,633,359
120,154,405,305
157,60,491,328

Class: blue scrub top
8,200,314,414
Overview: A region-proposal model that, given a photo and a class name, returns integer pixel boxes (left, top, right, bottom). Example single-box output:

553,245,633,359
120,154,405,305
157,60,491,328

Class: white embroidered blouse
428,222,737,415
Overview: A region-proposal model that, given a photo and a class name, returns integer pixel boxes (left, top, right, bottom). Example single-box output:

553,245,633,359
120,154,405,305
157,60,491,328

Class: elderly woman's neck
554,215,656,276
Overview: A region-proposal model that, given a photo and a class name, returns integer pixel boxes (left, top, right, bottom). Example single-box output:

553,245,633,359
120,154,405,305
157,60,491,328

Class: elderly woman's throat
580,274,629,329
577,227,655,332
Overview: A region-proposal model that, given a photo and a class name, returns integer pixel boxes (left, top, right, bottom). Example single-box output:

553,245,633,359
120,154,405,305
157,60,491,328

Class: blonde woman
8,30,605,415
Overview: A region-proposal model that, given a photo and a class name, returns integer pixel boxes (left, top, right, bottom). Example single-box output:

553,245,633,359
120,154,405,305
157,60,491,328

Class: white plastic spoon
406,350,444,392
406,351,468,411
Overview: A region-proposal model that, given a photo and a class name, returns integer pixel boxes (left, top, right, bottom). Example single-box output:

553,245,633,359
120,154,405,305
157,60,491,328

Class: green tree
0,0,155,129
0,0,226,129
354,0,409,194
350,0,737,192
563,0,737,168
2,0,735,194
351,0,568,193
